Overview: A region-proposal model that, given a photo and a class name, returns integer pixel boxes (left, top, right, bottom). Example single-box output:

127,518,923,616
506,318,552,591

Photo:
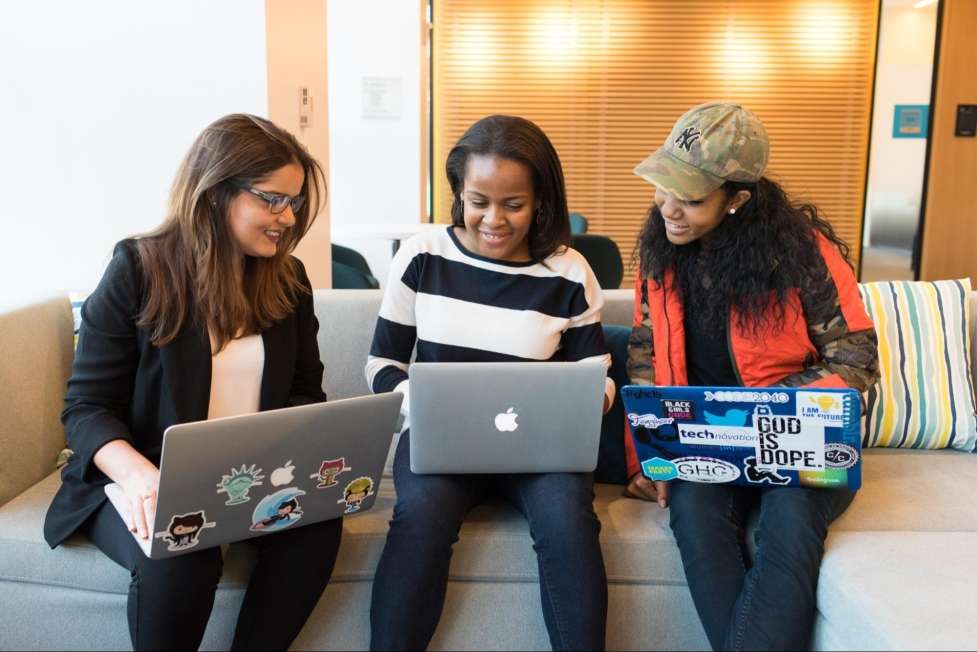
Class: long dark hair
445,115,570,261
636,177,851,335
136,113,326,350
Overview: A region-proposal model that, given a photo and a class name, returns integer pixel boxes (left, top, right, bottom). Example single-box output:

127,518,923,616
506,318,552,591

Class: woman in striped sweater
365,115,613,651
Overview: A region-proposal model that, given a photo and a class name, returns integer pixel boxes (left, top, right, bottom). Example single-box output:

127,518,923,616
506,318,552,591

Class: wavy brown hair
136,113,325,350
446,115,570,262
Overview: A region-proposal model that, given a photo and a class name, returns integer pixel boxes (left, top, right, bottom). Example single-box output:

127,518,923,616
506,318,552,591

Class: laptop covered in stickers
104,392,403,558
620,386,862,490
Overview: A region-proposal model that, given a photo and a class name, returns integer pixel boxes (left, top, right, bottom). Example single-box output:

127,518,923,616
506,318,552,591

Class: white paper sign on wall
362,77,402,119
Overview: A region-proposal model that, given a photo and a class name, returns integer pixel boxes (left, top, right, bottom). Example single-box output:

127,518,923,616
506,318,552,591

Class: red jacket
624,233,879,478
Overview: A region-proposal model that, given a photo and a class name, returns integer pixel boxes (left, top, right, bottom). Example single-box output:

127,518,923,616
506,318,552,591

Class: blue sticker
703,408,750,427
642,457,679,481
250,487,306,532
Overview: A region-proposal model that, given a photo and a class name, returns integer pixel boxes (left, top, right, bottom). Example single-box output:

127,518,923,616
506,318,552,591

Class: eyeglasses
238,186,306,215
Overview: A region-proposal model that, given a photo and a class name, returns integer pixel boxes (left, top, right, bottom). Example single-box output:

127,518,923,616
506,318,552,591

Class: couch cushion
9,451,964,602
817,531,977,650
859,279,977,452
832,448,977,532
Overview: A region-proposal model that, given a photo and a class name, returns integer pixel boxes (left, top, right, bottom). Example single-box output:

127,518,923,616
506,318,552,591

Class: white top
207,333,264,420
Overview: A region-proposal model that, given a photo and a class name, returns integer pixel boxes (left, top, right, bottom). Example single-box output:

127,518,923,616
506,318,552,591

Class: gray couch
1,289,975,651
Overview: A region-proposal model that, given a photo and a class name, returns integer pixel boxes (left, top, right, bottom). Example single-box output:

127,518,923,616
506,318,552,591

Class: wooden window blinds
432,0,879,283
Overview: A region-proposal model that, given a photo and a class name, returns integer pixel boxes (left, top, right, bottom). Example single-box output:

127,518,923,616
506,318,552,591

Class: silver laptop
408,362,606,473
105,393,402,559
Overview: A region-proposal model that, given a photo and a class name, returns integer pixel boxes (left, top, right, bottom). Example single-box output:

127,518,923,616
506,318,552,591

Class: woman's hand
120,464,161,540
94,440,160,539
624,473,669,508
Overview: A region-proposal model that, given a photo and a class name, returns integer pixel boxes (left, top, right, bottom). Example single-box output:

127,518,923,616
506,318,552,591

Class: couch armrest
0,296,73,506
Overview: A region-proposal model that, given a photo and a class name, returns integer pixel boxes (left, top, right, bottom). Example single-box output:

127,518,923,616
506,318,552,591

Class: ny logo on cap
675,127,701,153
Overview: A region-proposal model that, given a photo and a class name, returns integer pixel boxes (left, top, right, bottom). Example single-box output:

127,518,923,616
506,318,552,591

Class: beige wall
920,0,977,285
266,0,331,287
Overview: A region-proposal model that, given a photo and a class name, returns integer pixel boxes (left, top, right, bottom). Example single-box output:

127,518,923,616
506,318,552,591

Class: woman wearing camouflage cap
623,102,880,650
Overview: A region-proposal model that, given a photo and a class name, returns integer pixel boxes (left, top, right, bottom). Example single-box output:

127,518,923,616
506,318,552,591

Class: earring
729,208,737,215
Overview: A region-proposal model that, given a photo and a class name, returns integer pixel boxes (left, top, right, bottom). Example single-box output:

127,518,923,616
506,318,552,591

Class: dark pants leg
726,487,855,651
500,473,608,652
668,482,753,651
669,482,855,651
86,500,224,651
230,515,344,651
369,433,491,651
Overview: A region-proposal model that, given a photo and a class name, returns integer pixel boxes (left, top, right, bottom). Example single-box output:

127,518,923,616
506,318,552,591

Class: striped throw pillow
858,279,977,451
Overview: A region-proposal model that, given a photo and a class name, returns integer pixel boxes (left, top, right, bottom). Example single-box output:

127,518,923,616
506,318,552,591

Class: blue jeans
668,482,855,651
370,432,608,651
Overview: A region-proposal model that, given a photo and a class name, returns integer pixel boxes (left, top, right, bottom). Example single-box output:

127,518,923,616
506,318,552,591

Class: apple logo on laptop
495,408,519,432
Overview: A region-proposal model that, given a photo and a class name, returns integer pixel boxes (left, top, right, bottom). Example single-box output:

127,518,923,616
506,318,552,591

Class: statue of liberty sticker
216,464,265,505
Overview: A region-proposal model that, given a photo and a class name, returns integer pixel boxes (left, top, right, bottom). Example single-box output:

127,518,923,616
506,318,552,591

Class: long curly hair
635,177,852,336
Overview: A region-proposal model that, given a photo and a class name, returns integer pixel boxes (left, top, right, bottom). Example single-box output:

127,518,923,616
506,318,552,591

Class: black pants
668,482,855,651
370,432,607,651
86,500,343,651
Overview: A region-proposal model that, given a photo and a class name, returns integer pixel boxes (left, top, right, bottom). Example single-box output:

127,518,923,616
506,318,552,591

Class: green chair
571,234,624,289
332,243,379,289
569,212,589,234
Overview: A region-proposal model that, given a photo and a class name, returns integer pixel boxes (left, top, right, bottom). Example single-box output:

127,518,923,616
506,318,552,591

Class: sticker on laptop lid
796,391,848,425
641,457,679,481
338,476,374,514
216,464,265,505
824,443,859,469
155,511,217,551
672,456,741,483
628,413,675,430
754,405,826,471
743,456,791,485
310,457,352,488
250,488,306,532
661,399,695,421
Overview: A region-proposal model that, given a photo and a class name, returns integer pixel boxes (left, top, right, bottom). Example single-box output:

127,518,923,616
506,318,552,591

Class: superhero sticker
310,457,352,488
251,487,306,532
338,477,374,514
155,511,217,552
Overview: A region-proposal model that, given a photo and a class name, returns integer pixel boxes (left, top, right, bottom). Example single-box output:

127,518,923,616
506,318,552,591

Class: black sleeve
286,258,328,407
61,240,142,481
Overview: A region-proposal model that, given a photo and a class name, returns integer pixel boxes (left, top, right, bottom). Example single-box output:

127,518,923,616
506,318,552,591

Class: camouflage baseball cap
633,102,769,200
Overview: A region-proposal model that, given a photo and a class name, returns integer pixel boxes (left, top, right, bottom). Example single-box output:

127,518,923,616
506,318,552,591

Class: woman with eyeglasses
43,113,339,651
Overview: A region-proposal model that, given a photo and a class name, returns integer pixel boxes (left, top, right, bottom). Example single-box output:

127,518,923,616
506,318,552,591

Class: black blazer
43,240,327,547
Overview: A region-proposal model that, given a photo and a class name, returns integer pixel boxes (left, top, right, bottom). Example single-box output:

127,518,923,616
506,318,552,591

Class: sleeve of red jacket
776,234,881,393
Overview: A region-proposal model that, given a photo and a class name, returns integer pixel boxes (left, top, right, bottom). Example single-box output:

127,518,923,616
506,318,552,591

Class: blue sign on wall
893,104,929,139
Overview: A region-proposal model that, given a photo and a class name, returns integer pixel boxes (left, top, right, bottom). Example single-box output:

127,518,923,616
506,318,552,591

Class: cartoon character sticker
743,456,791,485
310,457,352,488
250,487,306,532
338,476,374,514
216,464,265,505
155,511,217,551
